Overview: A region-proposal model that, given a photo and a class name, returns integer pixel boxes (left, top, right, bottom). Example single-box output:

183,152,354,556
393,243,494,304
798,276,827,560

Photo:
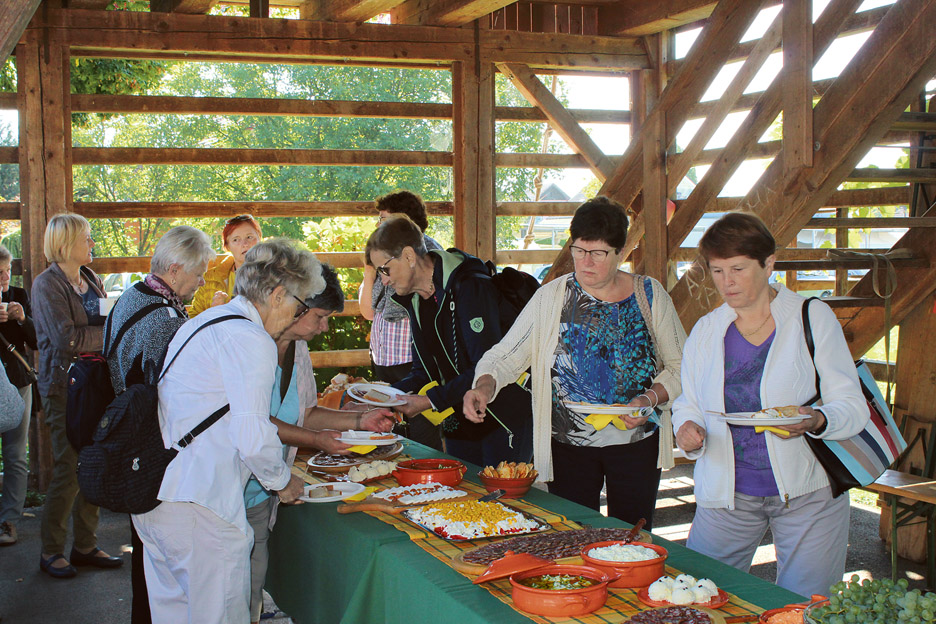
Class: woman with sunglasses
463,197,685,530
359,190,443,450
190,214,262,316
365,215,533,468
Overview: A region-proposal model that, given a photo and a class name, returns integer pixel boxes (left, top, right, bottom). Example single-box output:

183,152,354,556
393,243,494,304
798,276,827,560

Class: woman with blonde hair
32,213,122,578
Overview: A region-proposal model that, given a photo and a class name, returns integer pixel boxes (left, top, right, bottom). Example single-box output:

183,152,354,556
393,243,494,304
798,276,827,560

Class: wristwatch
810,411,828,436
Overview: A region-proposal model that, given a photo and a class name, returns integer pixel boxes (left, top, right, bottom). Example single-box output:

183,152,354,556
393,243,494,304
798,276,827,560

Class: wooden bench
862,469,936,588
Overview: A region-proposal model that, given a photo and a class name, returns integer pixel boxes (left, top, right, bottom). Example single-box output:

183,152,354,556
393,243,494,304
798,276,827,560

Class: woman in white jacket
464,197,686,529
673,212,867,597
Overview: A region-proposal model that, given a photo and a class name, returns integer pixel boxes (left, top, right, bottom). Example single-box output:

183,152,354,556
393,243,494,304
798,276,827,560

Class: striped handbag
802,298,907,497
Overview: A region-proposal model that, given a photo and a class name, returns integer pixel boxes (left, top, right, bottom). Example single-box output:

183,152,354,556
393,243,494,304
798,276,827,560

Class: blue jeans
443,415,533,468
0,385,32,524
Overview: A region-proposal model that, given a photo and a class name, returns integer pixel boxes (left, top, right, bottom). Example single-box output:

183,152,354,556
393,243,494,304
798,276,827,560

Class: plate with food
626,606,727,624
563,401,642,416
346,383,407,407
299,482,366,503
402,499,551,541
710,406,808,426
639,574,729,609
305,442,404,472
337,430,402,446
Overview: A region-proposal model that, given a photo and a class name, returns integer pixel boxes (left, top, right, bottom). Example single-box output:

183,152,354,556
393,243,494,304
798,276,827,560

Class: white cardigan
671,283,868,509
474,273,686,482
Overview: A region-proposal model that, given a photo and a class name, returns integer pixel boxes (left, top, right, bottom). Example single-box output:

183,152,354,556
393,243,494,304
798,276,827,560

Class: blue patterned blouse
550,275,658,447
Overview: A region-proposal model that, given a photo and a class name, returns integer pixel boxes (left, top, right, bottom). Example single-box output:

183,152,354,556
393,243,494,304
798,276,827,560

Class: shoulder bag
801,297,907,497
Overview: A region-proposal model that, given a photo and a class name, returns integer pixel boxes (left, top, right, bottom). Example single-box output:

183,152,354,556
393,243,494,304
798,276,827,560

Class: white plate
346,383,407,407
338,430,402,446
564,401,643,416
299,482,365,503
710,411,809,426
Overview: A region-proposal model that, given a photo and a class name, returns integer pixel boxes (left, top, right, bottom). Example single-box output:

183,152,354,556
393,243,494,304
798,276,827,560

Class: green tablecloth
266,441,803,623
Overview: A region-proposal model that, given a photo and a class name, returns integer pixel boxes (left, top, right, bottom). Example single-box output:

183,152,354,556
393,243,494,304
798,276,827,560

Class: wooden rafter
598,0,717,37
542,0,766,283
298,0,406,22
392,0,515,26
670,0,936,333
664,0,862,261
0,0,41,63
782,0,814,172
35,8,647,71
497,62,613,181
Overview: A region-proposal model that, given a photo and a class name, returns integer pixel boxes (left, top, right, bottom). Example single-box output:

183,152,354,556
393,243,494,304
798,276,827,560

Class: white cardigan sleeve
648,278,686,408
803,299,868,440
671,319,710,460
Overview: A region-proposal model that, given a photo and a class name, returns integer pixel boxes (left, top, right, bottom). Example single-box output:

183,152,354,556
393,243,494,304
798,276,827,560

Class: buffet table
265,440,803,623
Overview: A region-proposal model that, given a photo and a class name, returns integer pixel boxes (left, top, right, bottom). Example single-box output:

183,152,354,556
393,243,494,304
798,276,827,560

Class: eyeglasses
375,215,388,226
376,255,399,277
569,245,617,262
291,294,310,319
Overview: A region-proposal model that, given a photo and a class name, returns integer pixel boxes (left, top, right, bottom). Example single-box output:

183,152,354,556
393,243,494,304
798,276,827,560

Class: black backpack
66,300,174,451
76,314,246,514
481,261,540,333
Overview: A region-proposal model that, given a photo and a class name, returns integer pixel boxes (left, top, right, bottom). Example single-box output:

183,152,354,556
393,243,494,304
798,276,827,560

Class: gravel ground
0,464,928,623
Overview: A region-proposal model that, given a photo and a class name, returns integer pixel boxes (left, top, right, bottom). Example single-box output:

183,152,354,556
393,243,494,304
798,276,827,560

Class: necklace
68,273,84,295
737,289,776,338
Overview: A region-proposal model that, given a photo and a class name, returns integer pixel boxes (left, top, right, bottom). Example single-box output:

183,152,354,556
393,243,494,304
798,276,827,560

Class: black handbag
77,314,246,514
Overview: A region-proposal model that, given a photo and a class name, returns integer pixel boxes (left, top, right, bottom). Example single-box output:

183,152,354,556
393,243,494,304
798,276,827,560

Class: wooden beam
642,100,668,283
783,0,814,173
673,0,936,333
891,111,936,132
299,0,406,22
842,214,936,356
670,247,896,262
452,59,479,255
495,248,559,265
847,168,936,184
0,0,41,64
0,202,18,220
392,0,516,27
71,147,452,167
479,29,648,72
807,217,936,228
497,62,614,181
16,41,46,288
73,201,455,219
309,348,370,368
668,14,782,196
664,0,863,261
476,60,496,262
70,94,631,125
86,252,370,274
598,0,717,37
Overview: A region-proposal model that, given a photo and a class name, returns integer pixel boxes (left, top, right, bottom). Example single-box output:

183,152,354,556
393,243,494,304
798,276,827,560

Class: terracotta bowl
477,472,536,498
509,564,618,617
759,606,806,623
579,541,668,589
392,458,466,487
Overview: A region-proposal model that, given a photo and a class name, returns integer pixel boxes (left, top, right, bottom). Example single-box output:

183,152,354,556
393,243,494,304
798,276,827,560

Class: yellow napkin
418,381,454,426
584,413,630,431
347,445,378,454
343,486,377,503
755,425,792,437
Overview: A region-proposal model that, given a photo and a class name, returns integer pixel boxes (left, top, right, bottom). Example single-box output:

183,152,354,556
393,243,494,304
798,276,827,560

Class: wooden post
782,0,814,174
452,60,478,254
880,293,936,562
476,61,496,262
835,207,849,295
640,32,669,283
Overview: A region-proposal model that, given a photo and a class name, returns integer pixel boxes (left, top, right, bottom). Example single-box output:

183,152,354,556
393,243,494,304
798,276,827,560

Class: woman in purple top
671,213,867,597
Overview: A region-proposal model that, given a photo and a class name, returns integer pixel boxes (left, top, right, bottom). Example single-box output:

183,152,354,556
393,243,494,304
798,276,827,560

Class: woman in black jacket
364,215,533,466
0,244,37,547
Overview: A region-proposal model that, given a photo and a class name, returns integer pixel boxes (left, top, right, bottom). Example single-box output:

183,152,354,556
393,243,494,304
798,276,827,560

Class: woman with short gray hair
104,225,215,624
133,238,318,623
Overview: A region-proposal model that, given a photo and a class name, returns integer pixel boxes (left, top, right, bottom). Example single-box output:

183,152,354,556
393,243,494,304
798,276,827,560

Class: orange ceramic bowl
392,458,466,487
509,564,618,617
759,606,805,623
579,541,668,588
477,472,535,498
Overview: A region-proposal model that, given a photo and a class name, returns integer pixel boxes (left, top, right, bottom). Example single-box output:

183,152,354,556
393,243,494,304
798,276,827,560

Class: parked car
101,272,145,299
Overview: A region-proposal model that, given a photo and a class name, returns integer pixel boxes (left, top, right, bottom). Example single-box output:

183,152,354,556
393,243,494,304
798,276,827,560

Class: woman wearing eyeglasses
190,214,262,317
364,214,533,468
359,191,443,450
463,197,686,529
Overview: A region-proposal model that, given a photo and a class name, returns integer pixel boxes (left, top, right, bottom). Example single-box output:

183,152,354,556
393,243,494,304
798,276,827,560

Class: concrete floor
0,464,928,623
